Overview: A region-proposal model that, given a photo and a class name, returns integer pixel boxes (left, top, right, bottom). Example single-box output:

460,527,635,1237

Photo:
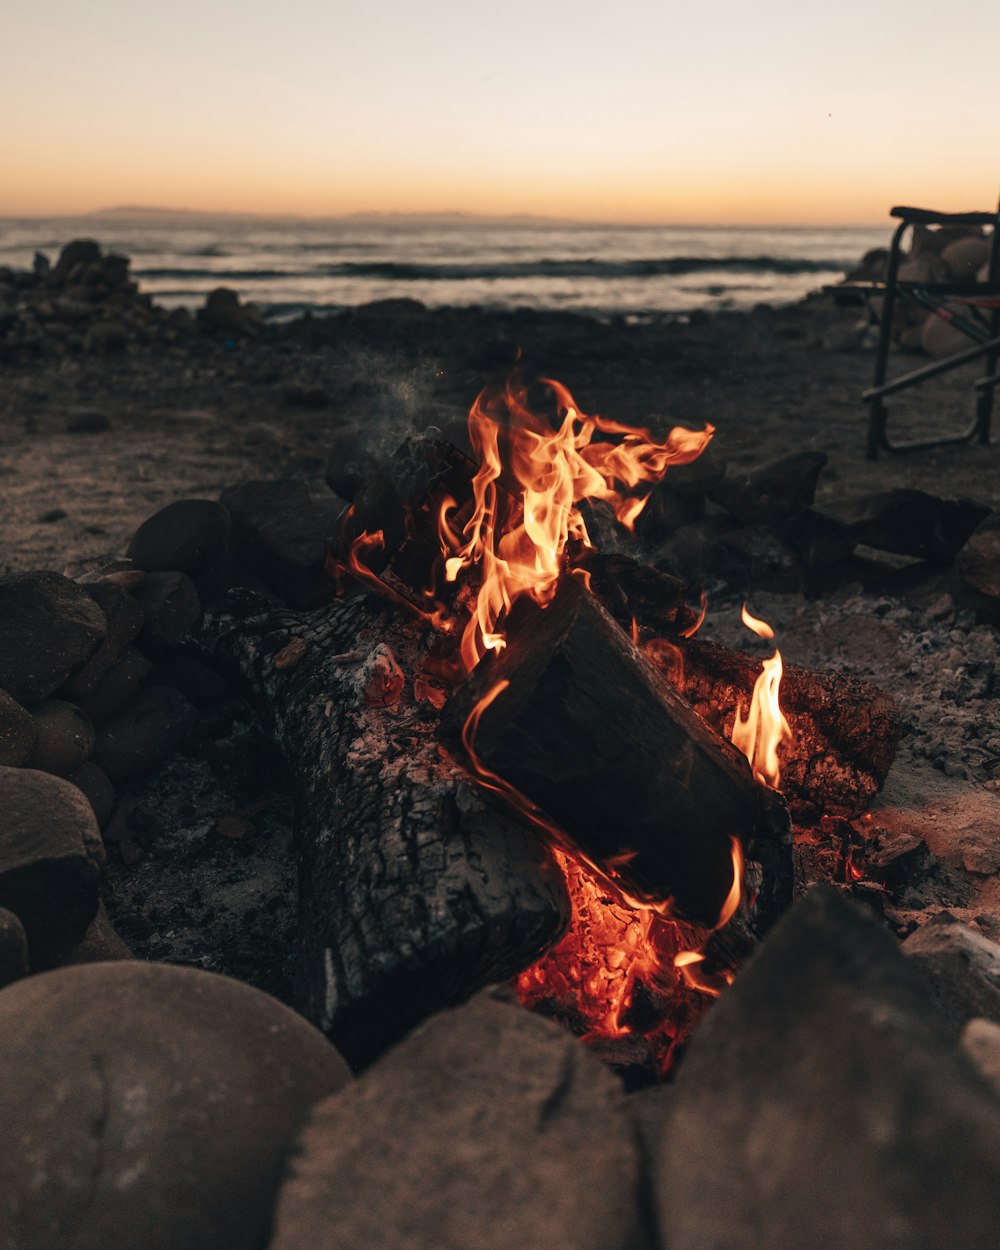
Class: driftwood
660,639,900,820
197,589,568,1068
439,576,792,929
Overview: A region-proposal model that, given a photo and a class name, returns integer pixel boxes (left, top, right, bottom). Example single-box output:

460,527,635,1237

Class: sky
2,0,998,225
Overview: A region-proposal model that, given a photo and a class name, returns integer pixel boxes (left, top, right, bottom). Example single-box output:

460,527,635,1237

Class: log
663,639,900,820
196,589,569,1069
438,576,792,929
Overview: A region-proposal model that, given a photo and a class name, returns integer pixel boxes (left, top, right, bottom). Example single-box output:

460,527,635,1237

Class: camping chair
834,202,1000,459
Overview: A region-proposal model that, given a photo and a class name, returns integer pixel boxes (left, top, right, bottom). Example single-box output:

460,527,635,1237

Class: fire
731,604,792,789
438,376,713,672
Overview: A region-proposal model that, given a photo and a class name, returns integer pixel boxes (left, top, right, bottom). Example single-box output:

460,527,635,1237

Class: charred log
664,639,900,820
439,576,792,930
196,589,569,1069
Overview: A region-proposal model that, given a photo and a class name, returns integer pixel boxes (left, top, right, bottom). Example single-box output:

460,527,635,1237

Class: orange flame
440,377,713,672
731,603,792,789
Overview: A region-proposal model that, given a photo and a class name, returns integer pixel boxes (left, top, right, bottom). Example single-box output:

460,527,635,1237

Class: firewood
666,639,900,819
438,576,791,929
196,589,569,1068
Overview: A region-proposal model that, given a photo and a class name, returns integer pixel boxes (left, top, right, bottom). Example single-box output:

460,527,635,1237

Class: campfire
313,372,890,1075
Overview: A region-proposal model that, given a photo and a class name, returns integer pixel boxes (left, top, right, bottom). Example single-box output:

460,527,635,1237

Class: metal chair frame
837,204,1000,459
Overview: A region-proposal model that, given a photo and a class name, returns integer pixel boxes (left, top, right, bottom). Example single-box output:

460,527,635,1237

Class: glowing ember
731,604,793,789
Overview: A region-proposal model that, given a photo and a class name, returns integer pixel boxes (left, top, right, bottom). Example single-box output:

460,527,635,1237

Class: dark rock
56,900,132,965
0,907,28,989
0,571,106,705
66,410,111,433
198,287,262,334
32,251,50,277
63,581,144,698
710,450,827,524
127,499,232,575
221,479,347,608
656,886,1000,1250
958,512,1000,600
94,686,198,782
131,571,201,658
652,514,740,587
191,545,238,607
37,507,68,523
352,296,428,321
633,481,704,543
0,689,35,766
52,238,101,279
0,962,351,1250
24,699,95,777
325,426,388,501
74,645,154,727
269,991,641,1250
283,381,328,408
147,655,226,709
786,507,857,569
714,522,808,594
0,766,103,966
65,760,115,827
904,915,1000,1034
850,489,990,563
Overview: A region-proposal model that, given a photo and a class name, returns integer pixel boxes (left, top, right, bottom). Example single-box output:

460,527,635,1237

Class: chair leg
867,399,887,460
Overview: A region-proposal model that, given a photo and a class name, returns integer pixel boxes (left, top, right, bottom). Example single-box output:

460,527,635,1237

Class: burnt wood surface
197,589,569,1069
439,576,792,929
668,639,901,819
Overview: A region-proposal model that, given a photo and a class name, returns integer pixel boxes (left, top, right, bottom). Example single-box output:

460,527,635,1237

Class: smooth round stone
0,907,28,989
65,760,115,827
127,500,231,575
63,583,145,699
74,646,153,728
24,699,95,777
93,686,198,782
0,572,106,705
0,689,35,767
0,962,351,1250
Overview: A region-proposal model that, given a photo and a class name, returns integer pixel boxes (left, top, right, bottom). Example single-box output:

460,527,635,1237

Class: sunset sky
3,0,997,225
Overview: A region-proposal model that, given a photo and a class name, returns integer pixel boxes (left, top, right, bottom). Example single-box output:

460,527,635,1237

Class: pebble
66,411,111,433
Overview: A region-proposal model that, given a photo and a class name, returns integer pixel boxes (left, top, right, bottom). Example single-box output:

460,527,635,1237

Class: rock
962,1018,1000,1095
0,571,106,705
221,478,347,608
652,514,741,587
94,686,199,782
0,907,28,989
269,990,642,1250
131,571,201,658
52,238,102,279
714,522,808,594
66,410,111,433
147,655,226,709
942,235,991,281
65,760,115,827
0,689,35,766
0,766,103,966
787,507,857,569
850,489,990,563
352,296,428,322
191,545,238,607
56,899,132,965
904,915,1000,1033
958,512,1000,600
24,698,95,777
32,251,50,277
62,581,144,699
74,645,154,727
127,499,232,575
0,962,350,1250
921,308,977,359
283,381,328,408
656,886,1000,1250
198,287,262,334
710,450,827,525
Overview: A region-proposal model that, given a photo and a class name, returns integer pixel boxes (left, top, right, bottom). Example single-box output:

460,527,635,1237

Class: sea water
0,214,886,322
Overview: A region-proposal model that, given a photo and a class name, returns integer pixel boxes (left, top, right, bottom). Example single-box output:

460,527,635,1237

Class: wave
134,255,848,284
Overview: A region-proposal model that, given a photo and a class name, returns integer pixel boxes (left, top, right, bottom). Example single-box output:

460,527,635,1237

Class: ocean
0,215,886,323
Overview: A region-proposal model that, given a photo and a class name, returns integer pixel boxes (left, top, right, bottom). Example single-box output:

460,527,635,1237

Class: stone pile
0,239,263,363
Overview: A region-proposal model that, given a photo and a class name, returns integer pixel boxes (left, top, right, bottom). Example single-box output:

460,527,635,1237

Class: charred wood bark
439,576,792,930
666,639,900,820
196,590,569,1069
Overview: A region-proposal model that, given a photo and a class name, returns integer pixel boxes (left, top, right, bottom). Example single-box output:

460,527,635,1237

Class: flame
439,376,713,672
730,603,792,789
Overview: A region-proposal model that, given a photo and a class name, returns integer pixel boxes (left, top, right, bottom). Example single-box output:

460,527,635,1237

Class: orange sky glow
2,0,997,225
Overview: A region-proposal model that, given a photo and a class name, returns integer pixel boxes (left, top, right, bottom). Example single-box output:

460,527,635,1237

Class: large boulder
269,990,642,1250
0,572,106,705
0,962,350,1250
655,887,1000,1250
0,766,103,965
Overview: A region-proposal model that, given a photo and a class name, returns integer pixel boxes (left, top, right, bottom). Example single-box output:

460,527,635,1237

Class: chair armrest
891,205,997,226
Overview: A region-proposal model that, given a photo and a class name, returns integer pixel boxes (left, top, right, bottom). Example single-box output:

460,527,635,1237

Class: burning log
664,638,900,819
439,576,792,930
196,589,569,1069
